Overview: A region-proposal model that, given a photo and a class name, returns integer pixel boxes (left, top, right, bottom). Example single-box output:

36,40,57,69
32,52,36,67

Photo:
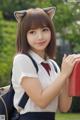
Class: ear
43,7,56,19
14,10,27,22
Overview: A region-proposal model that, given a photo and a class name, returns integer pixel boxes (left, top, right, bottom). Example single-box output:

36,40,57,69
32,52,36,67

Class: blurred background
0,0,80,113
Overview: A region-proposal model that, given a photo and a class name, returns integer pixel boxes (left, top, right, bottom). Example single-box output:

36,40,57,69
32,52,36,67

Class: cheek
27,35,35,48
45,32,51,41
27,34,32,43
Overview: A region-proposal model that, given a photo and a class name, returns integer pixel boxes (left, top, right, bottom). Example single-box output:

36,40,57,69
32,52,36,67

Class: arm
58,54,80,112
21,73,67,108
21,55,80,108
58,79,72,112
21,54,80,108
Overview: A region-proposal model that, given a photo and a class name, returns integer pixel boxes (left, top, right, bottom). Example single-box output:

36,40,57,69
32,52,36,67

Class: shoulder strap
52,62,58,73
18,54,38,110
27,54,38,73
50,60,58,73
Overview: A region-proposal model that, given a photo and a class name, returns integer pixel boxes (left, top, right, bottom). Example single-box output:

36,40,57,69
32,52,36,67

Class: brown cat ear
43,7,56,19
14,10,26,23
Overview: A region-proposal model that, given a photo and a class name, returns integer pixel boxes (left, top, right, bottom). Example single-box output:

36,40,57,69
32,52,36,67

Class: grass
56,113,80,120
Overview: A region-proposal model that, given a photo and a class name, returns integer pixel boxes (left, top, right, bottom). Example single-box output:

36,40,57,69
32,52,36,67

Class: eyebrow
30,25,48,30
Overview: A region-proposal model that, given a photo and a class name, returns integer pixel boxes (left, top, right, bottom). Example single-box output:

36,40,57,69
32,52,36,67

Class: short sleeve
12,54,38,85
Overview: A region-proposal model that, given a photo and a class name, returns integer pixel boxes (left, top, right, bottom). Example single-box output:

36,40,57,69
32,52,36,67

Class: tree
0,0,38,20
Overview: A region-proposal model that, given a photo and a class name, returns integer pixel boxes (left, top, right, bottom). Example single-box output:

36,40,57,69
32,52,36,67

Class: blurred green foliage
0,11,16,86
0,0,37,12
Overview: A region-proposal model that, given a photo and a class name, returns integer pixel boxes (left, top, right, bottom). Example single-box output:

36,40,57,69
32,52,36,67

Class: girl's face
27,26,51,54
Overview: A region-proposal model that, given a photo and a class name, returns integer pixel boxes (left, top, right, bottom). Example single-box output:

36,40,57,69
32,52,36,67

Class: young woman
12,7,80,120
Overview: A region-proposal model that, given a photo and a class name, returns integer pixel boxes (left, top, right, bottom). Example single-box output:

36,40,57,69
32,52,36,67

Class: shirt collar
29,50,49,64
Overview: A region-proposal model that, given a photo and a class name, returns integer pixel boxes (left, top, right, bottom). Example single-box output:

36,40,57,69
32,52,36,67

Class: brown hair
16,8,56,59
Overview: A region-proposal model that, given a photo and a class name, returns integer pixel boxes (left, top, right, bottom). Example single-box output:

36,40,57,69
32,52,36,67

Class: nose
37,31,43,40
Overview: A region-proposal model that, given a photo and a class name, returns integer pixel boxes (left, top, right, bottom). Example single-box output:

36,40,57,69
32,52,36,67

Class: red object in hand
69,61,80,96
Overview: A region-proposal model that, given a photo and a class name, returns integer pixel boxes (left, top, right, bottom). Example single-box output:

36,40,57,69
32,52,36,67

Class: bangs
22,11,51,31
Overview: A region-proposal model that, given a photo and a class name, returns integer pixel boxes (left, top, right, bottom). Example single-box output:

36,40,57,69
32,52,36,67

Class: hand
61,54,80,78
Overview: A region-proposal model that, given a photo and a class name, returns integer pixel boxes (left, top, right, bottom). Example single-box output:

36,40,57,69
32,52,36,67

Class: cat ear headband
14,7,56,23
43,7,56,19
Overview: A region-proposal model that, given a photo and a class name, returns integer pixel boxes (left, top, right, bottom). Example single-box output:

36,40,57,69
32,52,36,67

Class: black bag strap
18,54,38,109
27,54,38,73
51,62,58,73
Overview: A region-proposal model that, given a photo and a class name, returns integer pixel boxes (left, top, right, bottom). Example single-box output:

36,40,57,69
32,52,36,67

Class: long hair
16,8,56,59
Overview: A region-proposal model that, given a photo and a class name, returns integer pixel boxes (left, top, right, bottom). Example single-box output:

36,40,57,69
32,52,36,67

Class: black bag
0,85,16,120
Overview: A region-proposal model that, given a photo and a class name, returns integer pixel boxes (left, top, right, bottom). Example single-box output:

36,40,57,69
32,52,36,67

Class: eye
42,27,50,32
28,30,36,34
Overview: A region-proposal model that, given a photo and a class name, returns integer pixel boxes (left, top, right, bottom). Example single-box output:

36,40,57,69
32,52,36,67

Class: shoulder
13,53,31,64
14,53,29,61
13,53,38,71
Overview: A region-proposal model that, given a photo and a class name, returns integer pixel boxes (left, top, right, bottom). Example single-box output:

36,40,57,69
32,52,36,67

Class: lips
36,41,46,45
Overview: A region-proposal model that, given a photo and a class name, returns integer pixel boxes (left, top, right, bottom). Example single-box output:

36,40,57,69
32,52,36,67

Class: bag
0,86,16,120
69,61,80,96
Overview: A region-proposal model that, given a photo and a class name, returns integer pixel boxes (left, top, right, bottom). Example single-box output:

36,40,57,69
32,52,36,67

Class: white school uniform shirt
12,50,60,114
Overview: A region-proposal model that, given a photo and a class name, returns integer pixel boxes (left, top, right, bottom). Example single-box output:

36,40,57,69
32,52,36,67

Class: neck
32,49,46,59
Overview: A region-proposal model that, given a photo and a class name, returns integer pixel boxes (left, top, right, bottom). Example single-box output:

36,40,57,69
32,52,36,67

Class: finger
63,54,67,60
73,58,80,63
71,54,80,63
66,54,80,63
